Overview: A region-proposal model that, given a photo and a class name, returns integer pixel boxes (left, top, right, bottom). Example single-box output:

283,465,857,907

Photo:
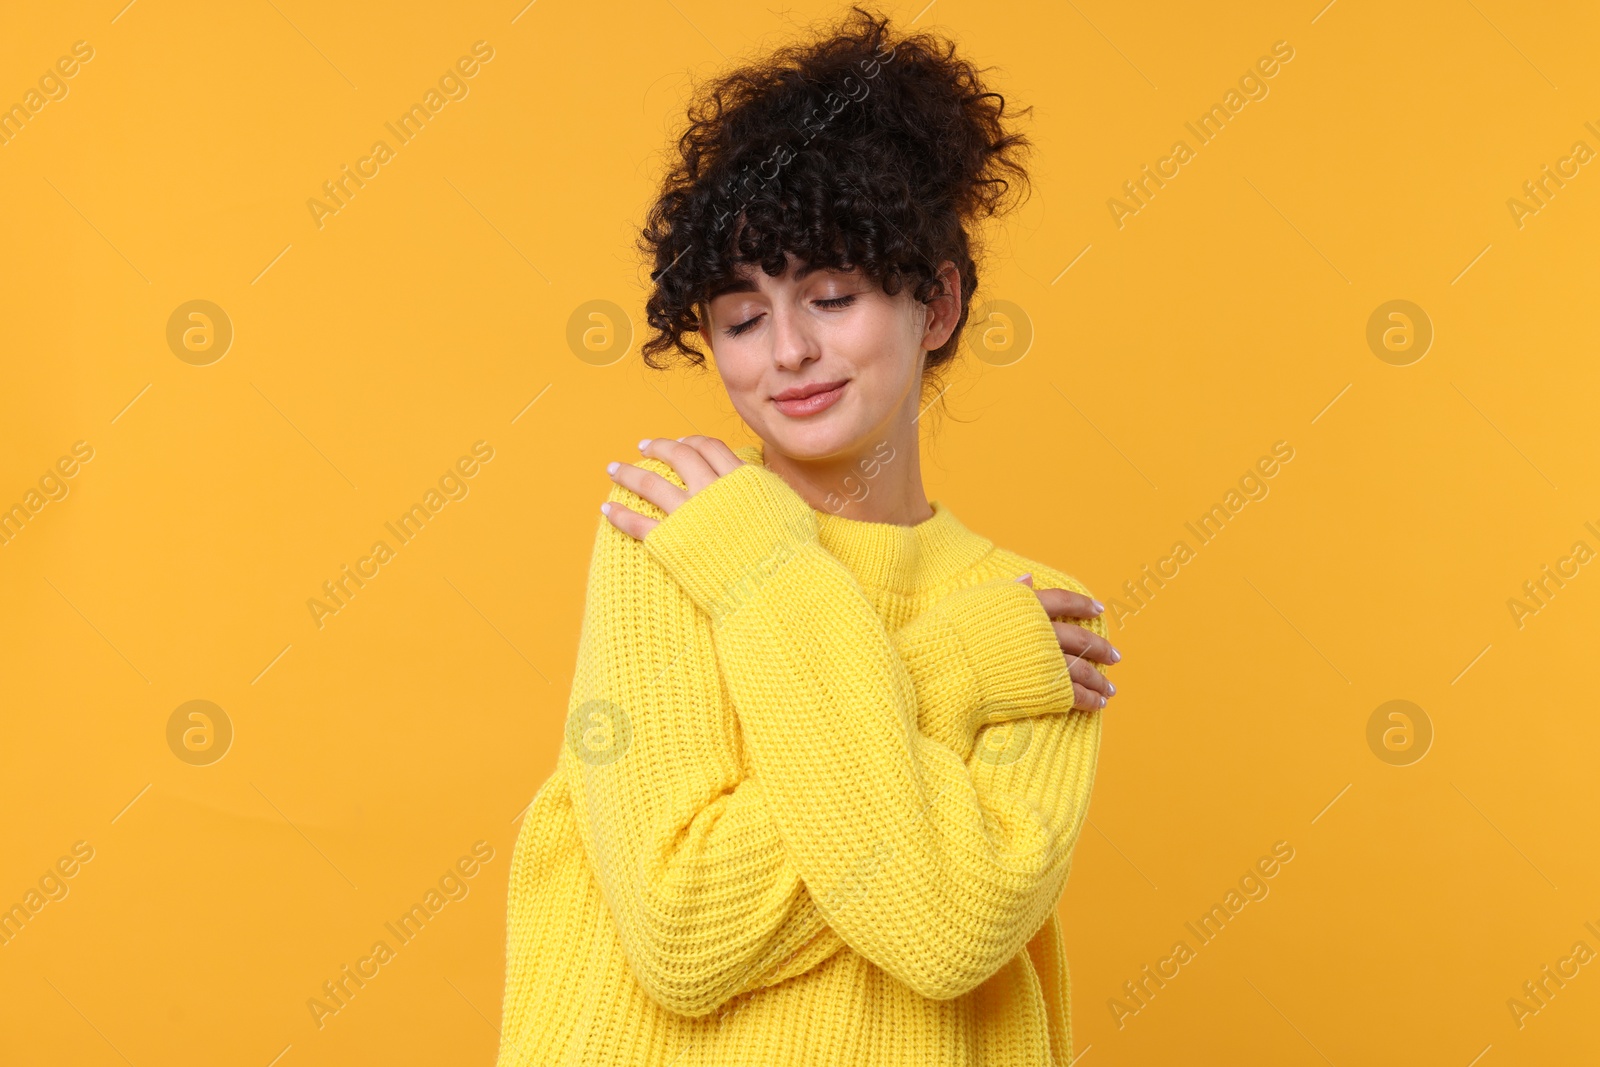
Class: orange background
2,1,1597,1064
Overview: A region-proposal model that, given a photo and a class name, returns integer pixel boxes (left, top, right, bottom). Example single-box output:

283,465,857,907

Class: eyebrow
704,261,840,302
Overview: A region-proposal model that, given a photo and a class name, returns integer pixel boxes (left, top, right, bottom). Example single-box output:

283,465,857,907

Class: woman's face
698,253,960,461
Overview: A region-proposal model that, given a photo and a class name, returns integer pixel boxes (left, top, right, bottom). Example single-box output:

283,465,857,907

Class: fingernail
1091,600,1105,614
638,438,652,451
606,461,620,475
600,502,612,516
1108,682,1117,696
1016,572,1032,583
1111,647,1122,663
676,436,684,442
1098,694,1108,708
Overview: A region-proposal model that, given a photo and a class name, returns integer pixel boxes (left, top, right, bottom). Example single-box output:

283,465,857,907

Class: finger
1071,681,1108,711
674,435,745,478
608,460,689,515
1035,586,1105,620
1068,656,1113,700
1050,619,1122,666
600,500,659,541
641,437,720,492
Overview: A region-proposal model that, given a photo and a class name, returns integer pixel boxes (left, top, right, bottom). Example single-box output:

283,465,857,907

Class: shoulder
982,546,1096,600
980,547,1108,639
585,458,692,605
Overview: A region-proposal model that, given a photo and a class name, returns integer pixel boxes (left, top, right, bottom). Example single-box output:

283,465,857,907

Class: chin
762,418,869,462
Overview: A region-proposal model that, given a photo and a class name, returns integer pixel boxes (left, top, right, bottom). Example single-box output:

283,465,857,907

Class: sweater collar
733,443,994,593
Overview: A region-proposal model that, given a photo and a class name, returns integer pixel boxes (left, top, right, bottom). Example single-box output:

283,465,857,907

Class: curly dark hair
635,5,1034,391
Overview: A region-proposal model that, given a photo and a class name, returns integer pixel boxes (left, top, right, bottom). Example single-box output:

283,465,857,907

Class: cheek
862,316,922,387
838,300,914,365
711,350,767,409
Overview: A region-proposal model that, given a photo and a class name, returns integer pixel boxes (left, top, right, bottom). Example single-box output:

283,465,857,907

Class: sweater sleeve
639,461,1103,1002
561,459,1100,1017
889,572,1087,758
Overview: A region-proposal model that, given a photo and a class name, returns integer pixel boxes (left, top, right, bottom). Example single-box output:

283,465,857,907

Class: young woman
497,8,1119,1064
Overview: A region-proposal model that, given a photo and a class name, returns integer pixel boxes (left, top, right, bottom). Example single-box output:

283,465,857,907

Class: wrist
642,462,819,622
941,580,1076,721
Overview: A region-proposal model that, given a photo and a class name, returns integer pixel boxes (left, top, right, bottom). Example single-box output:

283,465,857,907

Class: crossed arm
560,457,1109,1017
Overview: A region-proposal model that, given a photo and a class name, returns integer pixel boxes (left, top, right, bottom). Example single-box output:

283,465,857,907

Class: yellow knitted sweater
497,443,1106,1066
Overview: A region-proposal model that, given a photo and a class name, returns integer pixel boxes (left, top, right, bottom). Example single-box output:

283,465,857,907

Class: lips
772,379,848,417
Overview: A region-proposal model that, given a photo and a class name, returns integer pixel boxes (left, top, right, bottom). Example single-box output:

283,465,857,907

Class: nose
768,300,820,373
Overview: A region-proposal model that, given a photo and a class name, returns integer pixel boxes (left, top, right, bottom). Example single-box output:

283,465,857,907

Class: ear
696,303,714,353
921,260,963,352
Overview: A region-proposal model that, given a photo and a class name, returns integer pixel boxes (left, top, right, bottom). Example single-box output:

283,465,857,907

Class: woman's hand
601,435,747,540
1016,573,1121,711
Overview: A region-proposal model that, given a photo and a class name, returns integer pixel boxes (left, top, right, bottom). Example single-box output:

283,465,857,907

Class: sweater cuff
942,580,1076,722
643,462,819,623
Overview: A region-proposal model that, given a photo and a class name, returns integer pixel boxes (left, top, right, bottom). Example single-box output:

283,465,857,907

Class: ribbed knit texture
497,443,1107,1066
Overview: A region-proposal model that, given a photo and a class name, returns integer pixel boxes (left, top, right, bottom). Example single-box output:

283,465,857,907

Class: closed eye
723,293,858,338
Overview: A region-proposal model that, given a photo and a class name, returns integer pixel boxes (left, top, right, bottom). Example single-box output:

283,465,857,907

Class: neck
760,419,931,526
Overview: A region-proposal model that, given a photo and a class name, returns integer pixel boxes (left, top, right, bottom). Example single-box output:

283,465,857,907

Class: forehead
706,256,854,301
